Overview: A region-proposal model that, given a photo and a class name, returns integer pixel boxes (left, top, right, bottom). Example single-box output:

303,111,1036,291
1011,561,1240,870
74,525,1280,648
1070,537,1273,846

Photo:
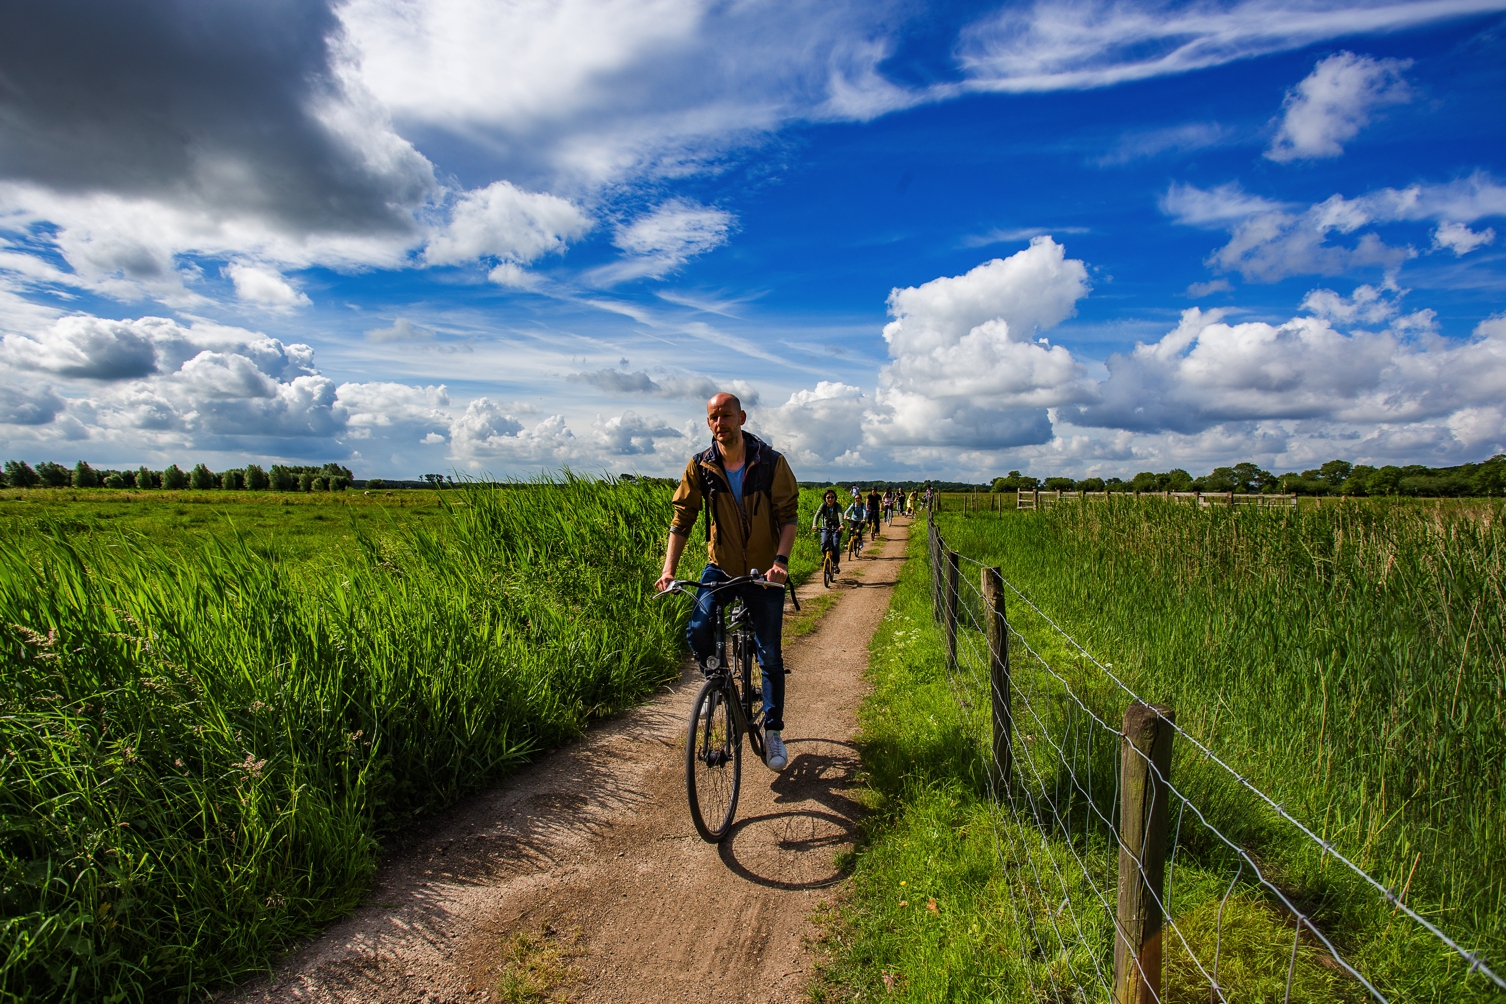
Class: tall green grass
0,477,696,1003
812,501,1503,1002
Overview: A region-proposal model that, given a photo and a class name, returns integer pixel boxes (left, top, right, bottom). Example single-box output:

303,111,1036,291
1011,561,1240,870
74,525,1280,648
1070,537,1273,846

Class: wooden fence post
981,567,1011,790
944,549,960,672
1115,702,1176,1004
929,522,943,625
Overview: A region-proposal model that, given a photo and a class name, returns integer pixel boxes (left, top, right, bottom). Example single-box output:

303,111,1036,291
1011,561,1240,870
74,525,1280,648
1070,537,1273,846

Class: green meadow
813,499,1504,1002
0,480,829,1003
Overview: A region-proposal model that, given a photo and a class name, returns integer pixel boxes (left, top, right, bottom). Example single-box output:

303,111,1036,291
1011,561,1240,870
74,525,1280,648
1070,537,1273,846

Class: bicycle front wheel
823,554,834,588
686,677,741,843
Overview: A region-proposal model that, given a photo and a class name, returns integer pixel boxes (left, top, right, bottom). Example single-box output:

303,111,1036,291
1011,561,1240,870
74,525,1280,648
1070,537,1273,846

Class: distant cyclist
812,489,844,575
849,483,861,505
843,495,866,549
897,487,907,515
882,488,895,524
865,486,882,538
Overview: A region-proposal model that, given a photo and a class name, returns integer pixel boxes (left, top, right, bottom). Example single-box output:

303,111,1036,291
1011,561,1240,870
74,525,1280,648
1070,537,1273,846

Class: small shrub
102,472,126,489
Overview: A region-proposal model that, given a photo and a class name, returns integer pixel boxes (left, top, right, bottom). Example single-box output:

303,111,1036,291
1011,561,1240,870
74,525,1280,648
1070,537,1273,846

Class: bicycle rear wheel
686,677,740,842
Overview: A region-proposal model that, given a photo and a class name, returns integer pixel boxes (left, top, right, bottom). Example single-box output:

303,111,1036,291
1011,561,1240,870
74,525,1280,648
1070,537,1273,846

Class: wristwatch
773,554,789,566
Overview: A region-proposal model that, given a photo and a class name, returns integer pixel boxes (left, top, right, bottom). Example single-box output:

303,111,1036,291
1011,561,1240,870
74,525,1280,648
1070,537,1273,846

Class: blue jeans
686,565,787,732
819,527,842,559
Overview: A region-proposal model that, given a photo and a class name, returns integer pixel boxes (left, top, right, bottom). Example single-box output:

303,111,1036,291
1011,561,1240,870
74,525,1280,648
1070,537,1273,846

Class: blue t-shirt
724,463,746,504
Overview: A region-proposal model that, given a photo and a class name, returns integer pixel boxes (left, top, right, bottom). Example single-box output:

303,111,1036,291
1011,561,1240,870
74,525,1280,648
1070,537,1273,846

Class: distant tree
162,464,188,490
310,476,328,491
1129,471,1158,492
243,464,269,490
36,462,71,487
318,462,354,481
1165,469,1193,492
189,464,215,490
269,466,298,491
103,472,126,488
329,475,349,491
298,472,315,492
136,466,157,489
1076,477,1106,492
1043,477,1075,491
1105,477,1129,492
991,470,1041,492
72,461,100,488
220,469,244,490
366,477,386,490
1317,460,1353,487
1338,465,1375,496
4,461,39,488
1367,465,1404,496
1474,455,1506,496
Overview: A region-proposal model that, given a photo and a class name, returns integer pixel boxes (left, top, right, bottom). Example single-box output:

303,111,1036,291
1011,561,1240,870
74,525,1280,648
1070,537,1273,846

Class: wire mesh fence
922,514,1503,1003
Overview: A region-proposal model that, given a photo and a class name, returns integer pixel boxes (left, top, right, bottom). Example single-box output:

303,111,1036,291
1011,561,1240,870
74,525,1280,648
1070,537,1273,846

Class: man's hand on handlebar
655,570,677,594
765,563,788,586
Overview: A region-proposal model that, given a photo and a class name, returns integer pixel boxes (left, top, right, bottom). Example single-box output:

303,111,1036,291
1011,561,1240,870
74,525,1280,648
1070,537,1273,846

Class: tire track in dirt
222,519,911,1004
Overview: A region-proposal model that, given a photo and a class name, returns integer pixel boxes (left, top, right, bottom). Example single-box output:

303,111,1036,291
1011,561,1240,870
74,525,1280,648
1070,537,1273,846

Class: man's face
706,394,745,446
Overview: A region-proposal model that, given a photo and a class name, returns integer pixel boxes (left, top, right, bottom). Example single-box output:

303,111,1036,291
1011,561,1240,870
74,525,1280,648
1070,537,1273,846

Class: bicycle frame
657,570,797,752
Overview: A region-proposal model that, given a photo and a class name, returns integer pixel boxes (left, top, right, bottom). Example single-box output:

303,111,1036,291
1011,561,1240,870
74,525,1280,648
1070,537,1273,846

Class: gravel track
222,518,910,1004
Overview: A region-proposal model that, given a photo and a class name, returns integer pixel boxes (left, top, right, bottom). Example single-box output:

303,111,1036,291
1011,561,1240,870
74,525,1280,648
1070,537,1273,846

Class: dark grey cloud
0,0,432,238
0,382,65,425
567,368,760,405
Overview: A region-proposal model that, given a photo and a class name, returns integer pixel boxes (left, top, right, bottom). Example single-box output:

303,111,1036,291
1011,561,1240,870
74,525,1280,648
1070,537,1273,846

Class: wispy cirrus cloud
956,0,1506,93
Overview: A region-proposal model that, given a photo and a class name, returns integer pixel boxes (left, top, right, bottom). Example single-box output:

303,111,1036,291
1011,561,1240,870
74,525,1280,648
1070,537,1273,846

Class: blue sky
2,0,1504,481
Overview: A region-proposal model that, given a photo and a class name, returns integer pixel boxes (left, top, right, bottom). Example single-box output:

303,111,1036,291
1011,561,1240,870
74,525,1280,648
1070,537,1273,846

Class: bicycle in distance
655,570,798,842
846,516,865,561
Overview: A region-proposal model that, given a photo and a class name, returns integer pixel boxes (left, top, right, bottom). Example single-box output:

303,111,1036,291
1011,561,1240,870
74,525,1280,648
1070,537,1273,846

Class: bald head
706,392,746,450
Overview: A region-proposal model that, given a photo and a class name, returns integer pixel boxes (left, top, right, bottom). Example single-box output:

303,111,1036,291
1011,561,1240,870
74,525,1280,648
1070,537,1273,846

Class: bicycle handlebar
653,569,800,611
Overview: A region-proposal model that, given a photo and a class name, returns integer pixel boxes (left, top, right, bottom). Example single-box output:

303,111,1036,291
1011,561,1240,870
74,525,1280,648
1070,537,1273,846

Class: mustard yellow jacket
669,433,800,576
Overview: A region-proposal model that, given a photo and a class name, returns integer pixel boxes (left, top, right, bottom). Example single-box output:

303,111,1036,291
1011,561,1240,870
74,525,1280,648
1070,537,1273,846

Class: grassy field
0,480,830,1003
0,488,448,565
811,500,1504,1002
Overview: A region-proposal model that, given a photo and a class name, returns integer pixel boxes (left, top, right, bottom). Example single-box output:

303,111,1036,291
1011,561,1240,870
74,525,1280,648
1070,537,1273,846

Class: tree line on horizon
991,455,1506,497
1,460,358,493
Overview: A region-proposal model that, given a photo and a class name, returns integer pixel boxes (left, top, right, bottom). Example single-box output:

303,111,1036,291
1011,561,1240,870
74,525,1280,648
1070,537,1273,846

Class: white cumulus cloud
870,237,1092,448
1433,221,1496,256
424,180,592,266
1266,51,1411,162
226,263,312,308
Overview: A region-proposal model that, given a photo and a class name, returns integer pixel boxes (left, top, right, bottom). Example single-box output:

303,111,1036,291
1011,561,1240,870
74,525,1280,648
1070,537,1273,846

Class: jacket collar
699,431,765,470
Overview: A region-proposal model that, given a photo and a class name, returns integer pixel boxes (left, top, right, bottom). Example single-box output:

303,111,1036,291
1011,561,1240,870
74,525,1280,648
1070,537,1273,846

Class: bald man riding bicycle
656,393,801,771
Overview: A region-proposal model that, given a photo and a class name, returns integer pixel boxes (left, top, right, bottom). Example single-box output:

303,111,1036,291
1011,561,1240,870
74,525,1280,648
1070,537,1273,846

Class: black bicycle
656,571,798,843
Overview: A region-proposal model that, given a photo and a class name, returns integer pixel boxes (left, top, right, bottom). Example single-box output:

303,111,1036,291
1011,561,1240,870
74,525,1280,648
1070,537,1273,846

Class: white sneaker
764,730,788,771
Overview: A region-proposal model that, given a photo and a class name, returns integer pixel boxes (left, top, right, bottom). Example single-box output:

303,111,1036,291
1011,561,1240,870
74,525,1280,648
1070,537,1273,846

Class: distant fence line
922,512,1502,1003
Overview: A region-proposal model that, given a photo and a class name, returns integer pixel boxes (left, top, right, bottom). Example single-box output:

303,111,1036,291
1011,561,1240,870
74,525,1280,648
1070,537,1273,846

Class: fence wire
922,515,1503,1002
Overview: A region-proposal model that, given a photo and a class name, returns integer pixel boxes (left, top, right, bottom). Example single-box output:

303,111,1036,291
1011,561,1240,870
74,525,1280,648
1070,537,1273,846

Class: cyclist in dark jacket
658,393,800,772
865,487,882,537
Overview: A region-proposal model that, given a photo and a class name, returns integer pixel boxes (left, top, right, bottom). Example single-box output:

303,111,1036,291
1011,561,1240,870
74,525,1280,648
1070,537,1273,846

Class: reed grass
930,499,1505,999
0,476,710,1002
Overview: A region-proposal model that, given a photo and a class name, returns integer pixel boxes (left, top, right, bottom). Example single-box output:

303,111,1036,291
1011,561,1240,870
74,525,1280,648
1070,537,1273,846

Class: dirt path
223,519,911,1004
